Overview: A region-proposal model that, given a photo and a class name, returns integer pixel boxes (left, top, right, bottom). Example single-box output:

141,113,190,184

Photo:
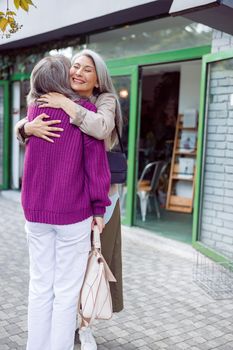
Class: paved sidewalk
0,194,233,350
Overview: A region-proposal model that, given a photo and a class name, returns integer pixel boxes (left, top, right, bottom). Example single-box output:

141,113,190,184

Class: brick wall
199,30,233,259
212,30,233,53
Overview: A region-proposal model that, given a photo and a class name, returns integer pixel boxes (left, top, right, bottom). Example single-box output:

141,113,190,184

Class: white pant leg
50,217,92,350
25,221,56,350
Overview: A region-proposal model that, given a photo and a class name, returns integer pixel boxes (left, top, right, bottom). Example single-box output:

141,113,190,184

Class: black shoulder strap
115,124,124,153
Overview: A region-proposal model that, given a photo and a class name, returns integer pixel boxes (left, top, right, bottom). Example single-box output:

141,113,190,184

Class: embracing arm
72,93,116,140
17,93,116,143
14,114,64,143
15,117,28,143
37,92,116,140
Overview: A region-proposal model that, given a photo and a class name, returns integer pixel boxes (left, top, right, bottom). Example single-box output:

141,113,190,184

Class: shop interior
134,60,202,243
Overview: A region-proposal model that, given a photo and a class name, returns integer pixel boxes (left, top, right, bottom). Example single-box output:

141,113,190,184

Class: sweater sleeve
83,134,111,216
15,117,29,144
70,93,116,140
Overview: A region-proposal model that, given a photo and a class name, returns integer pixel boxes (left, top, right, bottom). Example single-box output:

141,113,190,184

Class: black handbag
107,126,127,184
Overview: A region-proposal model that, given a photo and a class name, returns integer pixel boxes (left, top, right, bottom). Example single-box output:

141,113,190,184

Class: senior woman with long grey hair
16,49,124,350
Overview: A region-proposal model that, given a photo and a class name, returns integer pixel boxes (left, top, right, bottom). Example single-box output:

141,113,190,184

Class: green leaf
26,0,37,8
0,17,9,32
8,17,15,23
14,0,20,9
0,12,5,16
6,11,17,16
20,0,29,11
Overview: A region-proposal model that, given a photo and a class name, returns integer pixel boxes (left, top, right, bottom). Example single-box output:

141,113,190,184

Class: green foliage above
0,0,36,38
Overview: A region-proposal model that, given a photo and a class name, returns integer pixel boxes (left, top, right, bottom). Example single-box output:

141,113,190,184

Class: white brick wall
212,30,233,53
200,31,233,259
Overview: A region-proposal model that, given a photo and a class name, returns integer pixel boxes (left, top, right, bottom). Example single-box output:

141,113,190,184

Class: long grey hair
72,49,123,145
27,55,78,105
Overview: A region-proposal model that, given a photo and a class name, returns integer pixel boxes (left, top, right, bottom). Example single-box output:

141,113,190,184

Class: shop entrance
134,60,202,243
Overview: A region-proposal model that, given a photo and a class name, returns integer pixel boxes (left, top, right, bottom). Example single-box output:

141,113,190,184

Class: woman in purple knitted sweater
16,49,124,350
22,55,111,350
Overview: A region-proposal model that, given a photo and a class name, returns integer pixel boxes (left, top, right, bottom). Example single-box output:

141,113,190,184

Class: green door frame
107,45,211,227
107,45,211,69
0,80,10,190
10,73,31,81
193,49,233,264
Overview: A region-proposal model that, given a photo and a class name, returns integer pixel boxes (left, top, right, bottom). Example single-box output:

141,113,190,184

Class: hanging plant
0,0,36,38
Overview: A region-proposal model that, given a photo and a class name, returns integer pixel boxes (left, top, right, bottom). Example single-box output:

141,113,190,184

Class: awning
170,0,233,35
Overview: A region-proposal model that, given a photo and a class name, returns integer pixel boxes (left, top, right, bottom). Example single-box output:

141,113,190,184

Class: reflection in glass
111,76,130,154
111,76,130,218
12,45,83,75
88,17,212,60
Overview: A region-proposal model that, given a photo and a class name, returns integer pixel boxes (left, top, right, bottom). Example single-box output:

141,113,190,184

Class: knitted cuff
18,122,29,144
92,206,105,216
69,105,86,126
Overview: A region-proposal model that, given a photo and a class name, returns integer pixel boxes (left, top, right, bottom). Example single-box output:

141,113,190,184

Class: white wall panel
0,0,157,44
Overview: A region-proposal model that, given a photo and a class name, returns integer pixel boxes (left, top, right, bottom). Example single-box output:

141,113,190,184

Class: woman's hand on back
25,114,64,143
37,92,78,120
37,92,69,109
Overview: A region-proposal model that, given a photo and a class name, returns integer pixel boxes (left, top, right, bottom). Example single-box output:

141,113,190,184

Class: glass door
109,66,139,225
0,81,10,190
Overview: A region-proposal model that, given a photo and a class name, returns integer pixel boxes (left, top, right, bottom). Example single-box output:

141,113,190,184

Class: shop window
11,45,83,75
111,76,130,153
111,75,130,220
88,17,212,60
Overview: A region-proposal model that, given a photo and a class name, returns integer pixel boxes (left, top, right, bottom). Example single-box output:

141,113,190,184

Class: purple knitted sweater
21,100,111,225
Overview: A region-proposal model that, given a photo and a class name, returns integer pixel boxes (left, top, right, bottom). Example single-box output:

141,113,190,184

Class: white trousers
25,217,92,350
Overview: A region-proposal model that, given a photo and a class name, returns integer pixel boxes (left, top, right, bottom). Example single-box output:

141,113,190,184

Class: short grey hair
72,49,123,145
27,55,77,105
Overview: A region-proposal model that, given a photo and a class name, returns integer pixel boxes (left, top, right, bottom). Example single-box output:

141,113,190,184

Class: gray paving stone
1,194,233,350
218,343,233,350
